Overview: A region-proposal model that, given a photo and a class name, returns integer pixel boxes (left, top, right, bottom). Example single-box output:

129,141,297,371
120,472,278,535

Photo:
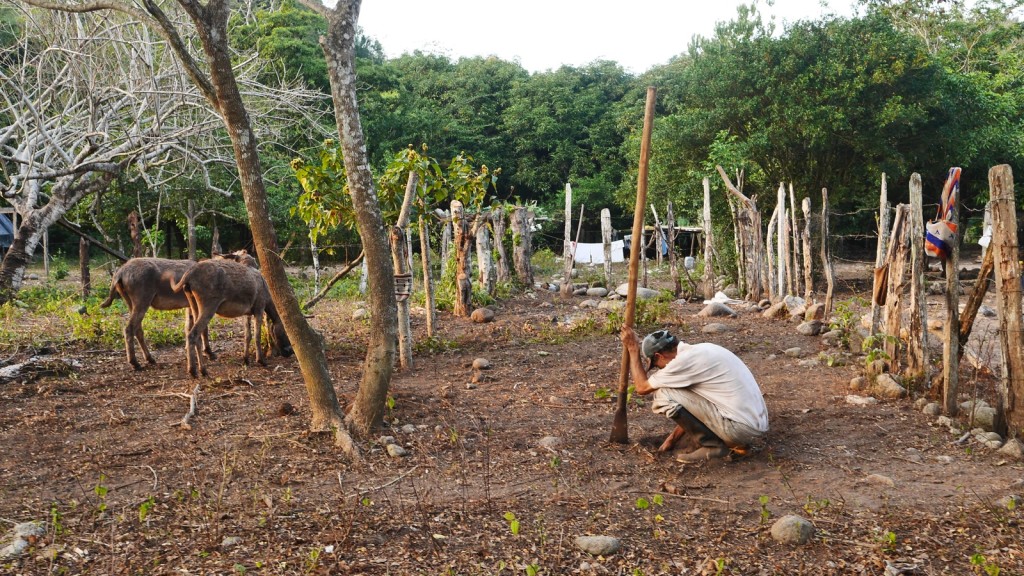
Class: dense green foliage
3,0,1021,261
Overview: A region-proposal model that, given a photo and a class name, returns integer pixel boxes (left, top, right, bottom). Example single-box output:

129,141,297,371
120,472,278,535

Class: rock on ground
697,302,737,318
770,515,815,545
872,373,907,399
702,323,732,335
574,535,622,556
470,308,495,323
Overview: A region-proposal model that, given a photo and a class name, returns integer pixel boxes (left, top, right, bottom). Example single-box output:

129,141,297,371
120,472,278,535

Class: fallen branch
344,465,420,498
303,252,364,310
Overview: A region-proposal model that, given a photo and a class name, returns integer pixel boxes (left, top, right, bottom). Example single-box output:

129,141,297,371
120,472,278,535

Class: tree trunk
789,183,800,297
776,183,786,298
560,183,574,298
884,205,909,370
451,200,473,317
211,218,222,256
440,211,452,270
766,205,778,302
511,206,533,287
128,210,143,258
320,1,397,440
419,214,436,337
492,207,510,285
187,199,197,261
391,171,418,370
990,165,1022,437
79,237,91,298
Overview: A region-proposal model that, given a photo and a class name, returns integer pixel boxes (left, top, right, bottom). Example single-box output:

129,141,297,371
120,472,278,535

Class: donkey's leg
254,309,268,367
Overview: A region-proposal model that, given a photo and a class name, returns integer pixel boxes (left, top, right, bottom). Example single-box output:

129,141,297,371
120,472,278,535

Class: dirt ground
1,258,1022,576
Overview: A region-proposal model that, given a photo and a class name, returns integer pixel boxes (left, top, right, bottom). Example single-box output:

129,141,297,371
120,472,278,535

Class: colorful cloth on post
925,167,961,260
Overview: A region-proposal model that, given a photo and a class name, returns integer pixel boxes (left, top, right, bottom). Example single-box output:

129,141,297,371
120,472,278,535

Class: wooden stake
942,170,961,416
776,183,786,298
789,183,801,297
870,174,890,336
667,202,680,297
907,174,928,380
611,86,656,445
561,183,574,297
989,165,1021,436
766,204,778,301
821,188,836,318
883,205,908,369
601,209,613,287
418,214,436,337
801,197,813,302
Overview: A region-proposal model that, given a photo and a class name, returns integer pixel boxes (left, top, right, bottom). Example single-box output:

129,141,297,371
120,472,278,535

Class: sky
357,0,859,74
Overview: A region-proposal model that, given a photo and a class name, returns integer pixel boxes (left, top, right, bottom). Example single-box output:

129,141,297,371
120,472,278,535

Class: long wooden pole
611,86,656,444
989,165,1020,436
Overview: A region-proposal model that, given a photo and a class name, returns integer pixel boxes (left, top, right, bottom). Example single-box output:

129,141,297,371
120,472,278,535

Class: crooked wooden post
907,174,927,381
511,206,534,287
451,200,472,318
476,212,494,294
990,165,1022,437
390,171,418,368
561,183,574,297
776,183,786,298
493,207,510,285
942,176,961,416
870,174,890,336
821,188,836,318
766,204,778,301
702,177,714,300
418,213,436,337
789,183,801,298
667,202,680,296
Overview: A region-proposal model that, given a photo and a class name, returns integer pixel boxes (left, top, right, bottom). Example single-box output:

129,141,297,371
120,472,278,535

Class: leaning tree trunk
321,2,397,439
127,0,360,455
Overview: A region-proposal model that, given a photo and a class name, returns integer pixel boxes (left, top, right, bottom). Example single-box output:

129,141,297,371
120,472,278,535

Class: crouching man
620,326,769,462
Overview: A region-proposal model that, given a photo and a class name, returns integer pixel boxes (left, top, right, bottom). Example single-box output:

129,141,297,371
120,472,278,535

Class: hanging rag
925,167,961,260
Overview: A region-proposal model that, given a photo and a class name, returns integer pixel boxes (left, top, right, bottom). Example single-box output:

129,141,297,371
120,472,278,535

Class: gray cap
641,329,679,359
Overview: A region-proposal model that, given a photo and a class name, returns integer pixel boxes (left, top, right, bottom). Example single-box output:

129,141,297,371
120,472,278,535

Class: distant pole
870,173,890,336
601,209,613,287
821,188,835,318
776,183,786,297
801,197,813,302
561,183,574,297
702,177,714,300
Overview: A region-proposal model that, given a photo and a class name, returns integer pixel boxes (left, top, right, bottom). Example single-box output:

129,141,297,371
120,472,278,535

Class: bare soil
1,259,1022,575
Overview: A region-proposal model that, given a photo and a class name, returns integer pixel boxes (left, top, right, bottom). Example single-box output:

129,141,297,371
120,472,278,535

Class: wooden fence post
776,183,786,298
990,165,1022,437
561,183,574,297
942,179,961,416
601,209,613,287
703,177,714,300
476,213,495,294
390,171,418,369
801,197,813,302
789,183,801,298
907,174,928,380
511,206,534,288
451,200,472,318
667,202,680,296
766,204,778,302
821,188,836,318
493,207,510,285
418,214,436,337
870,174,890,336
884,205,909,369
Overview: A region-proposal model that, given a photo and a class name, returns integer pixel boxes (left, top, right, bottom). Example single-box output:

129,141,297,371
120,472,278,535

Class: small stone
998,439,1024,460
979,304,997,318
846,395,878,406
797,321,823,336
783,347,802,358
401,424,416,434
465,383,478,390
26,273,39,281
221,536,243,549
702,323,732,335
379,435,396,445
470,308,495,323
598,300,625,311
697,302,737,318
865,473,895,488
797,358,820,367
723,285,740,299
386,444,408,457
783,295,806,313
586,287,609,297
821,329,844,345
913,397,929,410
538,436,562,449
977,431,1003,443
922,402,941,416
970,406,997,431
579,299,600,309
936,415,956,429
849,376,866,391
770,515,815,545
935,455,955,464
352,308,370,320
472,358,492,370
574,535,622,556
573,287,588,296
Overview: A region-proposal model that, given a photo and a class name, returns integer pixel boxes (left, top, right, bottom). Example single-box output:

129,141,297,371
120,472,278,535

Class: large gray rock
702,323,732,335
797,320,823,336
998,439,1024,460
697,302,737,318
805,303,825,321
615,283,659,300
969,406,998,431
770,515,815,545
783,295,806,313
586,287,608,297
575,535,622,556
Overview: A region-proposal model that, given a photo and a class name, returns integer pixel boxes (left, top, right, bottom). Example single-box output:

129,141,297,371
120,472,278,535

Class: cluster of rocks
0,521,45,562
533,278,662,313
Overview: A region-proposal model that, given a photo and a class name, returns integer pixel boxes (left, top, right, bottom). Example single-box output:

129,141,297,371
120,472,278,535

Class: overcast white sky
357,0,858,74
